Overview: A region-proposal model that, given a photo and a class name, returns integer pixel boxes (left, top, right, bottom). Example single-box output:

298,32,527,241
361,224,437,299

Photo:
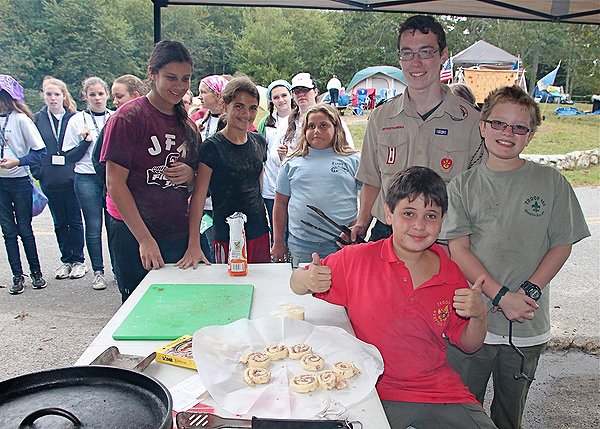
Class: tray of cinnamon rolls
191,316,383,419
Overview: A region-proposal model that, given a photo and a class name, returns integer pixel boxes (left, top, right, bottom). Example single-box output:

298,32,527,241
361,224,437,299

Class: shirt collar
389,83,469,122
380,236,460,285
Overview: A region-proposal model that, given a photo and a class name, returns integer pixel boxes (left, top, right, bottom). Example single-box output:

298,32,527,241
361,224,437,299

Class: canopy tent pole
153,0,168,43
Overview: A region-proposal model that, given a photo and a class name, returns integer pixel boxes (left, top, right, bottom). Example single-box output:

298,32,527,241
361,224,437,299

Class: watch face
522,282,542,301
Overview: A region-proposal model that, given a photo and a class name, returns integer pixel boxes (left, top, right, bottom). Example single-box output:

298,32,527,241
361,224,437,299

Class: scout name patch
433,301,452,326
440,156,453,171
382,126,404,131
435,128,448,135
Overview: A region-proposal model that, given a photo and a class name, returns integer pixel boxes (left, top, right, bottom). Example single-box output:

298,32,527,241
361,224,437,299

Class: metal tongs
301,205,366,246
176,411,359,428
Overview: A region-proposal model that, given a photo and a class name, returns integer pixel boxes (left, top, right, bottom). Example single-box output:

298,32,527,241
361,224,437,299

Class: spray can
226,212,248,276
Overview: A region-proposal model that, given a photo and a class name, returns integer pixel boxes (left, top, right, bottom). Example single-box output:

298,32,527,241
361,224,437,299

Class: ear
440,47,449,65
479,120,487,138
384,203,393,226
526,131,535,146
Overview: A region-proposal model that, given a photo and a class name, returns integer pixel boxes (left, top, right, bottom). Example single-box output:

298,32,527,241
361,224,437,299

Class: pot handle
19,407,82,428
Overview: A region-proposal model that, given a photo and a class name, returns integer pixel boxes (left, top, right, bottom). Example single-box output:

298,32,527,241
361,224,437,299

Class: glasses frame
292,87,312,95
397,48,440,61
484,119,531,136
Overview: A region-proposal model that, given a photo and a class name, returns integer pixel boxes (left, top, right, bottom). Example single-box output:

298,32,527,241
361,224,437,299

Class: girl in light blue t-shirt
272,103,361,268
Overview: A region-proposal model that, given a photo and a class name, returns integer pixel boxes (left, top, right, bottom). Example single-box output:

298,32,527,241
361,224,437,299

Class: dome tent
346,66,407,95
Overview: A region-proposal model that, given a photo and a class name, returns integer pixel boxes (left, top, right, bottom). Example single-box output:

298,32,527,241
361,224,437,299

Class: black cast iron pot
0,366,172,428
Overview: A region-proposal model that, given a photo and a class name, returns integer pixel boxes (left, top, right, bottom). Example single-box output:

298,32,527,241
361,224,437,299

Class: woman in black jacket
34,76,86,280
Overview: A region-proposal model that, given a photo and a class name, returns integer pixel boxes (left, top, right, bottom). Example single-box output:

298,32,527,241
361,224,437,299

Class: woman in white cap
281,73,353,159
257,79,294,236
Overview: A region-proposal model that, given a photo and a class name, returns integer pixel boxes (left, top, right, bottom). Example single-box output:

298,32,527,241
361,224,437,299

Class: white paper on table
169,374,208,412
192,316,384,419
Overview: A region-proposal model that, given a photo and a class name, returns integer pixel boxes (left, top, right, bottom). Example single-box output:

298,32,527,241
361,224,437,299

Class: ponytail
265,102,276,128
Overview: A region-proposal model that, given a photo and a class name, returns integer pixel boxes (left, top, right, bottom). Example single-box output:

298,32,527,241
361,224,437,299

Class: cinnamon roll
300,353,325,371
263,344,289,361
289,374,318,393
289,343,312,359
332,361,361,378
239,352,271,368
244,367,271,386
317,370,347,390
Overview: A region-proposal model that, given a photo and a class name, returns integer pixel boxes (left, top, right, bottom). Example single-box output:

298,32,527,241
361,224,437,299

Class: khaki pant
446,342,546,429
382,401,497,429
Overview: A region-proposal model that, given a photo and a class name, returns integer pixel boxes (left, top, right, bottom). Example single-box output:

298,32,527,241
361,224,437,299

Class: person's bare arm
528,244,572,289
271,192,290,262
454,275,488,353
106,161,163,270
290,253,331,295
163,162,194,185
449,236,538,323
175,163,212,269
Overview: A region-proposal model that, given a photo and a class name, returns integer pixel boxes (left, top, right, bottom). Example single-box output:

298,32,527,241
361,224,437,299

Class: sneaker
31,271,47,289
92,271,107,290
55,262,72,279
9,275,25,295
70,262,88,279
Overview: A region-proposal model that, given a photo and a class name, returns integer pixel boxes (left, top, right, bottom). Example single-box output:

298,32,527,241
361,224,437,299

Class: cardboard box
155,335,196,369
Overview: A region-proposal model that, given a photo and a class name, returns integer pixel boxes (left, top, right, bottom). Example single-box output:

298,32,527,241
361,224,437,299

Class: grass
255,103,600,186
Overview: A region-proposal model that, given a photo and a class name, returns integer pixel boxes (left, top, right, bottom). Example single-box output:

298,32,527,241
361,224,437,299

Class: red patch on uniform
441,157,453,171
387,147,396,165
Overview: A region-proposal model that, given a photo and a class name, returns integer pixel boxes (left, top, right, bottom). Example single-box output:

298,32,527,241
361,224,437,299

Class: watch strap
492,286,509,306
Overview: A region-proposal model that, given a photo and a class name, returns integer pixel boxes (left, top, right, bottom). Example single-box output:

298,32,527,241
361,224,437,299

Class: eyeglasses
484,120,531,136
292,87,312,95
398,48,440,61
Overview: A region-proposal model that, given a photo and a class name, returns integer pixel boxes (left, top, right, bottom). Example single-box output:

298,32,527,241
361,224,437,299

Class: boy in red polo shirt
291,166,495,429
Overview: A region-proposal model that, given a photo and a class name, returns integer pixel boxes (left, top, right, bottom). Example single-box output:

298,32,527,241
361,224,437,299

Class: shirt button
403,278,407,281
417,150,422,155
409,297,414,301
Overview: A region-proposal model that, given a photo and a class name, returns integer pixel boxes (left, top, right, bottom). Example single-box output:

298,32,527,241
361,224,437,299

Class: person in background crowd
257,79,294,239
449,83,479,110
178,76,270,268
0,75,47,294
102,40,199,302
182,90,193,114
272,104,361,267
34,76,84,281
326,74,342,106
63,77,113,290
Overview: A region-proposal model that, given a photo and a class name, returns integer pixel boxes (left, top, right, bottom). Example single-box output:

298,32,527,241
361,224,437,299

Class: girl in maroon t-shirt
103,40,200,301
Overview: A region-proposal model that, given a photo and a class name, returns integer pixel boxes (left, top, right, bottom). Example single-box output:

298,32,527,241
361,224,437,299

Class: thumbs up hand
306,252,332,293
454,274,487,320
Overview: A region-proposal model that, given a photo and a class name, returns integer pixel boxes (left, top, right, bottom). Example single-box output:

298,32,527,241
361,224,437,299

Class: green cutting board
112,284,254,340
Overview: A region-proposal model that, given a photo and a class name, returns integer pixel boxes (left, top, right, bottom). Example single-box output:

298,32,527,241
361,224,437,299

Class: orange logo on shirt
433,301,451,326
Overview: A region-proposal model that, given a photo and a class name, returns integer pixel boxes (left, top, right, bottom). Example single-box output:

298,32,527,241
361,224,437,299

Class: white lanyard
0,111,10,159
83,109,109,135
47,108,64,144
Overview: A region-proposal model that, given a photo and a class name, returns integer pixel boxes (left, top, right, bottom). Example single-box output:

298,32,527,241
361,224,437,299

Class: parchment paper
192,316,384,419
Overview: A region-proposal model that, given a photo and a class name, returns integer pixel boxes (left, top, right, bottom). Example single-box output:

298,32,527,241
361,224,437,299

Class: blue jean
0,177,42,276
287,233,341,269
107,215,188,302
42,186,85,264
74,173,104,273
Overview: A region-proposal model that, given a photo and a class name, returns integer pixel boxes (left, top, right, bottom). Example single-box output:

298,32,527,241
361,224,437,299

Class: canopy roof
346,66,407,91
153,0,600,25
452,40,518,68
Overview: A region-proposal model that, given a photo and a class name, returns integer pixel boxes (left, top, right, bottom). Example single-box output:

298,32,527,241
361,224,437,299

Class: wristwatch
520,280,542,301
491,286,509,307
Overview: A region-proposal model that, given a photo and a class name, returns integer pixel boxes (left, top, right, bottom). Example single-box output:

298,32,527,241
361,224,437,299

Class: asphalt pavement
0,185,598,427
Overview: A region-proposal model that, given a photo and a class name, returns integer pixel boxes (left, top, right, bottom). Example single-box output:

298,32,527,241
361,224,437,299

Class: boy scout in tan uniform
352,15,485,242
